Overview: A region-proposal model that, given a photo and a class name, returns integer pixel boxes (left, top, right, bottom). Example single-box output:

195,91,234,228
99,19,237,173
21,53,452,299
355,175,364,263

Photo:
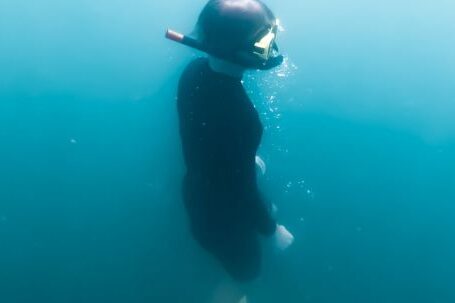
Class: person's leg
210,280,246,303
208,232,260,303
215,230,261,282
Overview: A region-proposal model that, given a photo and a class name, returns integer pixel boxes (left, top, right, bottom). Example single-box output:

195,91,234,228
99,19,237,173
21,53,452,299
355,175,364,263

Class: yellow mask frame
252,21,279,61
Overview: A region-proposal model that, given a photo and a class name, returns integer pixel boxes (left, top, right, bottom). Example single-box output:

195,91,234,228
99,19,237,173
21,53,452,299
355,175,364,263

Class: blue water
1,1,454,302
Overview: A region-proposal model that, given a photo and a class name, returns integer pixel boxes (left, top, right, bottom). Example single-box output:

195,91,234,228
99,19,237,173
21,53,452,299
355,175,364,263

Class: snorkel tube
165,30,206,53
165,29,283,70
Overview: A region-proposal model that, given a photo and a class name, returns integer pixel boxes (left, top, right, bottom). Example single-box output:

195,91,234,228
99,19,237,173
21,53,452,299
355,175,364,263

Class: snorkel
165,30,206,53
165,23,284,71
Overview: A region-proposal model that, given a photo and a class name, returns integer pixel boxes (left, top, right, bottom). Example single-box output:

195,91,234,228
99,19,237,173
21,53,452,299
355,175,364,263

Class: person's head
195,0,283,70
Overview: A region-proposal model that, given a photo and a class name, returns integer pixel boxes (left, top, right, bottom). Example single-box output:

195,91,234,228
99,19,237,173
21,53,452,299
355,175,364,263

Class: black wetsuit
177,58,276,281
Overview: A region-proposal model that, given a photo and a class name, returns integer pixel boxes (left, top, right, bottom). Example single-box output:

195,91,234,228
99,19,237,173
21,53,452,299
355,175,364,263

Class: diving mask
252,22,279,61
165,19,283,70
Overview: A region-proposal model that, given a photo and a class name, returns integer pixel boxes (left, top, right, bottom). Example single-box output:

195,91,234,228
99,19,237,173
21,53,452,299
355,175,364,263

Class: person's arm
203,110,277,235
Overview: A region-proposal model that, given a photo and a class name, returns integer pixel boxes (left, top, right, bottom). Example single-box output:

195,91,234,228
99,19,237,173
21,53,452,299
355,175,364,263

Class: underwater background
1,0,454,302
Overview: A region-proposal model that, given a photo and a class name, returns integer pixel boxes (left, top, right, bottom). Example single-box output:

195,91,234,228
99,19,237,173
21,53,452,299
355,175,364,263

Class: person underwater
167,0,294,283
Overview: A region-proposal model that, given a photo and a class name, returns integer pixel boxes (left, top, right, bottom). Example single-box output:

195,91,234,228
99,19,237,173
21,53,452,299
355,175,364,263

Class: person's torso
177,58,263,184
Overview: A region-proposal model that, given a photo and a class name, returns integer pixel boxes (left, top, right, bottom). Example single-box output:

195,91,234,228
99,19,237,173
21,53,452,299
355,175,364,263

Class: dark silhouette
169,0,294,284
177,58,276,281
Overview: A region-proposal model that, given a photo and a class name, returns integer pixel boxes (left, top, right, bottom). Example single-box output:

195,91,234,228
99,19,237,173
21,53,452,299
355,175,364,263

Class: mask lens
253,24,278,61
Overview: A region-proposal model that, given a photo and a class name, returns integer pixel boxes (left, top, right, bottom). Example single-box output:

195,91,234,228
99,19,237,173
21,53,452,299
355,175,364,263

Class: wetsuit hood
166,0,284,70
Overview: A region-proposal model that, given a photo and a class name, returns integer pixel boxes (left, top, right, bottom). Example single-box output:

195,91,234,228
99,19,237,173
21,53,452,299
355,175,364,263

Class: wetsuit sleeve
177,71,219,174
197,106,276,236
177,63,242,181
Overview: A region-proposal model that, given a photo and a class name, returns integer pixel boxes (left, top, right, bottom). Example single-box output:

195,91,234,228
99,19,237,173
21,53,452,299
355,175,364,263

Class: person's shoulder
178,57,209,97
178,58,209,106
181,57,209,80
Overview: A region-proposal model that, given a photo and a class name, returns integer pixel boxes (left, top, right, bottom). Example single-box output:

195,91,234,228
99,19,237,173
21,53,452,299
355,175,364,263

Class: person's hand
274,224,294,251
